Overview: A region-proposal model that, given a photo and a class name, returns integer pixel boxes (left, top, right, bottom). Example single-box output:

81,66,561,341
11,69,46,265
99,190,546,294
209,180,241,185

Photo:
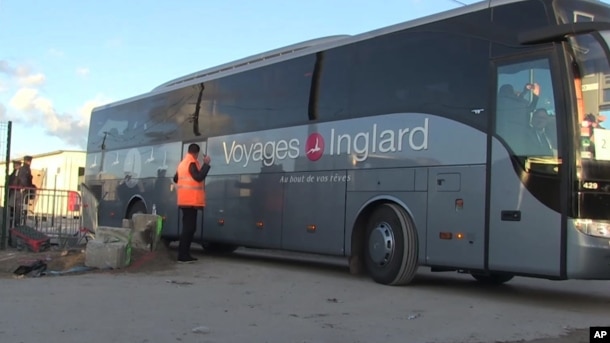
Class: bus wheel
365,203,418,285
127,200,147,219
471,272,514,285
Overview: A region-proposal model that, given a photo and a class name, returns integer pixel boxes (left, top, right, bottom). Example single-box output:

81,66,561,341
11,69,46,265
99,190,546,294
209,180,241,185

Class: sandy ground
0,242,177,278
0,245,607,343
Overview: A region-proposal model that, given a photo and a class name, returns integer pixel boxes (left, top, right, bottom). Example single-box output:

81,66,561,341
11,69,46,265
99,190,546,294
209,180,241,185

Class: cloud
18,73,45,87
0,60,16,75
7,87,110,148
14,65,32,78
0,61,45,87
9,88,38,112
1,60,112,149
76,67,90,77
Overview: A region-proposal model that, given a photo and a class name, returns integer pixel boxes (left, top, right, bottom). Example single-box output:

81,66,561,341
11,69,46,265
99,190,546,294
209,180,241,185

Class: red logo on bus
305,133,324,161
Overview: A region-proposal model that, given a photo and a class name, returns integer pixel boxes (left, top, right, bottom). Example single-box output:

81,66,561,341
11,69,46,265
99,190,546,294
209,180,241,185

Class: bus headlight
574,219,610,238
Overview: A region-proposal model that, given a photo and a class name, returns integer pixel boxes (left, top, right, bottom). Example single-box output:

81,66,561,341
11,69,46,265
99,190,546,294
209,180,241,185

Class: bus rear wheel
471,272,514,285
364,203,418,285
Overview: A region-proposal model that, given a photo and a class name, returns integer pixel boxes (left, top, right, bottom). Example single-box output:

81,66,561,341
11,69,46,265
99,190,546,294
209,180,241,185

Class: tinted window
346,24,490,130
88,89,189,152
312,49,349,121
212,55,315,132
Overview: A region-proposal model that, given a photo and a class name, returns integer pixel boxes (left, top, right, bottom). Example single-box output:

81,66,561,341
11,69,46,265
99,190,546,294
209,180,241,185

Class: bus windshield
571,30,610,180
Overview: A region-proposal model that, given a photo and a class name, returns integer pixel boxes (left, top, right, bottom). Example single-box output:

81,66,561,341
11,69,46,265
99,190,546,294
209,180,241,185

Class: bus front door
489,56,563,278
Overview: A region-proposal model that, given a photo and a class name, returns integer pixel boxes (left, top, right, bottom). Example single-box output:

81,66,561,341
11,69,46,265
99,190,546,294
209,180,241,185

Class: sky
0,0,607,160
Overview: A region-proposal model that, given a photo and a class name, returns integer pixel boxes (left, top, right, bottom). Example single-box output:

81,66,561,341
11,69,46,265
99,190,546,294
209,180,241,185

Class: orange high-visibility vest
176,154,205,207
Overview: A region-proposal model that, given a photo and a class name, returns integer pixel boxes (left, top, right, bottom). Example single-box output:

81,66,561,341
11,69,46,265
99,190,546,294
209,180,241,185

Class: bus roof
152,35,351,91
94,0,524,112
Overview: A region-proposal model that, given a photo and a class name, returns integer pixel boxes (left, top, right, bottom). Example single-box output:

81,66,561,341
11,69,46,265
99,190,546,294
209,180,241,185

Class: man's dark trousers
178,207,203,259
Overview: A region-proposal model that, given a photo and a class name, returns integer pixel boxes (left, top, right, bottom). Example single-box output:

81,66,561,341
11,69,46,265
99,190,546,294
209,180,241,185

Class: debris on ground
13,259,47,278
0,240,178,279
166,279,194,286
192,326,211,334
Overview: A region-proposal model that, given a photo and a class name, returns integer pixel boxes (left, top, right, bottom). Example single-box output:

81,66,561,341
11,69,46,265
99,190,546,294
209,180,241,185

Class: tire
364,203,418,285
127,200,147,219
203,242,239,254
471,272,514,285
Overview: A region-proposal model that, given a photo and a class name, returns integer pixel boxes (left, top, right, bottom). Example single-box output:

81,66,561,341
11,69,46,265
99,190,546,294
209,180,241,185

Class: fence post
1,121,12,250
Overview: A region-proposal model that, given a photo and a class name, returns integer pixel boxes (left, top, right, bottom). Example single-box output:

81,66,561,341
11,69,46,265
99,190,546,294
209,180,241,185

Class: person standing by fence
17,156,34,188
17,155,36,218
7,160,22,227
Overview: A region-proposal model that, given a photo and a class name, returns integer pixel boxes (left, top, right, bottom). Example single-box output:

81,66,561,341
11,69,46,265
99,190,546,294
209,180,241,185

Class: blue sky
0,0,607,159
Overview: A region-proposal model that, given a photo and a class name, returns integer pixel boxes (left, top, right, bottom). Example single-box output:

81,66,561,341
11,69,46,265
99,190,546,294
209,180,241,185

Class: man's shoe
177,256,197,263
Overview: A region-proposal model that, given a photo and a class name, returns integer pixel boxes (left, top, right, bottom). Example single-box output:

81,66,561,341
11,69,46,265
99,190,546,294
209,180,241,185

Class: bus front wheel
364,203,418,286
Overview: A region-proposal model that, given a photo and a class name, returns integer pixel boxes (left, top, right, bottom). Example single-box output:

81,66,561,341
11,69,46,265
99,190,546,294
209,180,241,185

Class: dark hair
499,84,515,96
187,143,200,154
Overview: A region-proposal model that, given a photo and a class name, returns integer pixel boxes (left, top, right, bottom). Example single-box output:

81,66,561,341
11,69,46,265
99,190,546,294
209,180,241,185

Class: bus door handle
501,210,521,221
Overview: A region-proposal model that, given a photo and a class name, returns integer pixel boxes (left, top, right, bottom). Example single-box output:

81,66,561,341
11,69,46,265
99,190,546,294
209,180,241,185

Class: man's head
499,84,516,97
12,160,21,169
531,109,550,130
24,155,33,164
187,144,200,156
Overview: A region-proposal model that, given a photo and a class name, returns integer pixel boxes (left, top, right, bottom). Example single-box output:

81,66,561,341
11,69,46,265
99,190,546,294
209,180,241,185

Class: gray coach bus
85,0,610,285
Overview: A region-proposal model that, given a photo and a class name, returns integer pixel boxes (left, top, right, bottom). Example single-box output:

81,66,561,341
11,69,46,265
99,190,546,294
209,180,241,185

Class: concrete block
85,239,129,269
122,219,133,229
131,214,162,251
96,226,132,244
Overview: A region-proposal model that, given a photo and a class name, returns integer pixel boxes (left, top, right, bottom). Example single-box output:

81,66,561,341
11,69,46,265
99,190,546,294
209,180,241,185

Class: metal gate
2,186,86,248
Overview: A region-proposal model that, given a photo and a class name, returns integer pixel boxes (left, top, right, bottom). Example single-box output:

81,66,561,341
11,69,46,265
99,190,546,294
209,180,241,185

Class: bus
85,0,610,285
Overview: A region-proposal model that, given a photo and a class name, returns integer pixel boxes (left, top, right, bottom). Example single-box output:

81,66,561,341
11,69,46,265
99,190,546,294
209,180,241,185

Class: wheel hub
368,221,395,266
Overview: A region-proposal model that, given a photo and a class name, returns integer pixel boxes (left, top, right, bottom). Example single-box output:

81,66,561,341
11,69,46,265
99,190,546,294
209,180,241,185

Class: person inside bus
527,108,554,156
173,143,211,263
496,82,541,153
497,82,540,123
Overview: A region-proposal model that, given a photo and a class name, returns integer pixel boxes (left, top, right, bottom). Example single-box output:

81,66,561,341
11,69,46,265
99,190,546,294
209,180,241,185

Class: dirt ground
0,244,604,343
0,242,177,278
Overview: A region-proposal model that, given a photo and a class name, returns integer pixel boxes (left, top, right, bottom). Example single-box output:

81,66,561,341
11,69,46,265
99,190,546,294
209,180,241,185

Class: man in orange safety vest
173,143,211,263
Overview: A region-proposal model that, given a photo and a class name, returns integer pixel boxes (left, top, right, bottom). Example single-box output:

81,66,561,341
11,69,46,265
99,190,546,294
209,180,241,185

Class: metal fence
2,185,86,248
